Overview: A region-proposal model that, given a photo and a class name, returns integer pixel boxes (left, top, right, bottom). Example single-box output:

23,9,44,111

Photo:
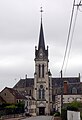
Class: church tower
34,9,52,115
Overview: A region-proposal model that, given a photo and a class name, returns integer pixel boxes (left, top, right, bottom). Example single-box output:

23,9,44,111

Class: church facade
14,18,82,115
33,19,52,115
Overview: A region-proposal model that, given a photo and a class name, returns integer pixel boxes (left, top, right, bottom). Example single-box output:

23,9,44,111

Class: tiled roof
52,77,82,94
52,77,80,88
14,77,80,89
14,78,34,88
4,87,26,99
13,76,82,95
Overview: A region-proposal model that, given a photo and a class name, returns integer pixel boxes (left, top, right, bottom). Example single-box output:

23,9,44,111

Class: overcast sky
0,0,82,91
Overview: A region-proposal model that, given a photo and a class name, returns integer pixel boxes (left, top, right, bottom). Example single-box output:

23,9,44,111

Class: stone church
14,16,82,115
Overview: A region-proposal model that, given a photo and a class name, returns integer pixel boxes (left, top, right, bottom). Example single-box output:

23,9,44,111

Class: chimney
79,73,80,80
25,74,27,79
64,81,68,94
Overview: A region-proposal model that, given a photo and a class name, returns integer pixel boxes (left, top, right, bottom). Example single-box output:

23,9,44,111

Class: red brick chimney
64,81,68,94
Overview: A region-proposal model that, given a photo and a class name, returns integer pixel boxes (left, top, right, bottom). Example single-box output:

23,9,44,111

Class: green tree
61,101,82,120
5,105,17,115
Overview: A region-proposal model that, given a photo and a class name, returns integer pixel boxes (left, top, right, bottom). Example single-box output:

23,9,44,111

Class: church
14,14,82,115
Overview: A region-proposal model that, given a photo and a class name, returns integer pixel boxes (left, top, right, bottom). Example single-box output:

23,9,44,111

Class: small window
39,64,41,77
42,64,44,78
72,87,77,94
29,90,31,95
17,100,18,103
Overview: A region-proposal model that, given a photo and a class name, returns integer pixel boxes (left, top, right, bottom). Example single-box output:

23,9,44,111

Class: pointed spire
38,7,45,50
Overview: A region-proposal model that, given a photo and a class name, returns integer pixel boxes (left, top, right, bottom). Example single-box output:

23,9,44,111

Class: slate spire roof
38,19,45,50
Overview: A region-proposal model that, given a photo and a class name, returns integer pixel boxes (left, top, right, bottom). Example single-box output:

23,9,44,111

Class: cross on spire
40,7,43,20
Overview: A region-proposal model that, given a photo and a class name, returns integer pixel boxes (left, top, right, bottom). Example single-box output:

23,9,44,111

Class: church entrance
39,107,45,115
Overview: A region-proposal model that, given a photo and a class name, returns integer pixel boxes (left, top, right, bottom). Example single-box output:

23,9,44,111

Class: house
0,87,26,104
0,87,37,116
0,96,6,105
55,80,82,113
24,95,36,116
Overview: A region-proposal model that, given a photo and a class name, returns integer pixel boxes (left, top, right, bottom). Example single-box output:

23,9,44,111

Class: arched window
39,64,41,77
39,85,45,100
39,89,41,99
42,89,45,99
72,87,77,94
42,64,44,78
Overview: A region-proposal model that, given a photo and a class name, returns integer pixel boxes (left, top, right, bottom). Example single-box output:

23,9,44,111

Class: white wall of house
30,100,36,116
55,94,82,113
67,110,80,120
63,95,82,103
25,96,31,114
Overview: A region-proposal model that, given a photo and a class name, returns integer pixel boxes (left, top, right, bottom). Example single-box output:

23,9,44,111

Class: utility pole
60,70,63,112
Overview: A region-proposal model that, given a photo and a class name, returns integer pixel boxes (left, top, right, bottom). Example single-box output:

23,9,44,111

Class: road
23,116,54,120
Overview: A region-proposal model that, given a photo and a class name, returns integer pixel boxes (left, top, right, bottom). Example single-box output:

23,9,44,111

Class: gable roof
13,76,81,94
1,87,26,100
52,77,82,95
13,78,34,88
52,77,80,88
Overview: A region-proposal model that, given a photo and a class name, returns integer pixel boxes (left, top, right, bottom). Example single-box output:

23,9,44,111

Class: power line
64,6,79,74
61,0,82,74
64,0,82,74
61,0,75,71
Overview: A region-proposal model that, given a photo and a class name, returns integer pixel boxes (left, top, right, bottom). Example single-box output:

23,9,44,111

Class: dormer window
72,87,77,94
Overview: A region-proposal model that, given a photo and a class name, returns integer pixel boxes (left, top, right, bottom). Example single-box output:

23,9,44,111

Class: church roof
14,77,80,89
38,20,45,50
55,83,82,95
14,78,34,88
52,77,82,95
52,77,80,87
13,76,82,95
